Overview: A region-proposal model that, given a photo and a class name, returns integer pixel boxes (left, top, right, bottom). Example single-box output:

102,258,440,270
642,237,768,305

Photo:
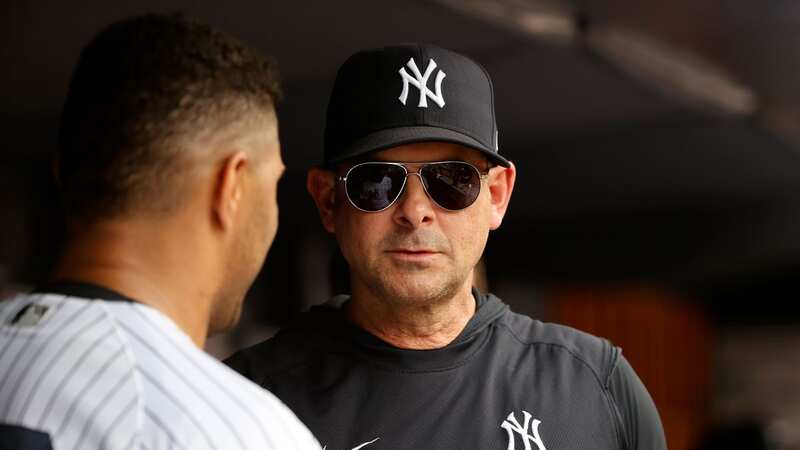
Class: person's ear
307,167,337,233
212,151,250,231
487,161,516,230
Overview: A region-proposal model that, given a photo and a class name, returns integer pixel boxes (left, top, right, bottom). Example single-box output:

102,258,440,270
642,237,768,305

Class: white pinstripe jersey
0,288,321,450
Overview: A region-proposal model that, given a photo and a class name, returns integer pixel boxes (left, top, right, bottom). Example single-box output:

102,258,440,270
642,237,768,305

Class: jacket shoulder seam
494,321,612,391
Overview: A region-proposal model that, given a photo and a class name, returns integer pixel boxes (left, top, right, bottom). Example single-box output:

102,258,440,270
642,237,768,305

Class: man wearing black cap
227,44,666,450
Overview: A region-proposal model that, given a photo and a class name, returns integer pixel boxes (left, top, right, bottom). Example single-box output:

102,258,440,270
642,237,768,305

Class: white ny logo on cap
398,57,446,108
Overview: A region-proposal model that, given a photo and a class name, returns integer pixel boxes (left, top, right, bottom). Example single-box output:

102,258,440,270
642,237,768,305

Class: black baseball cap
324,44,511,167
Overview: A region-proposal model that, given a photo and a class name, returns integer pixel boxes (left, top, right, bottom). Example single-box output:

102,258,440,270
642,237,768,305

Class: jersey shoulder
0,294,143,449
107,301,319,450
494,299,621,387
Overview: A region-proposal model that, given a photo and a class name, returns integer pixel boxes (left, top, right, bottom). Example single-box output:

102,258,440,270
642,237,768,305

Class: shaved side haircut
57,13,282,220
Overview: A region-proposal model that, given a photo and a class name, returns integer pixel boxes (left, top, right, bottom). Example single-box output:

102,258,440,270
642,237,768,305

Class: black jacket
226,290,666,450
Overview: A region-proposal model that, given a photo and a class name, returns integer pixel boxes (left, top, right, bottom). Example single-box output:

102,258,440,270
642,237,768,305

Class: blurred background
2,1,800,449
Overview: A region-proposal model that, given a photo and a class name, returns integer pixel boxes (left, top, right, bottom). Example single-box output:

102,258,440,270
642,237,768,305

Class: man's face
242,130,284,276
333,142,496,306
213,114,284,333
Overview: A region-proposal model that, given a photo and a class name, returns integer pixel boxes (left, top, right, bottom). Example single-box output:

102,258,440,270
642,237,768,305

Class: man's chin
375,277,459,305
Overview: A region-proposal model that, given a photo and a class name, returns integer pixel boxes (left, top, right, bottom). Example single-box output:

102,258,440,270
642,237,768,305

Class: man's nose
392,174,435,228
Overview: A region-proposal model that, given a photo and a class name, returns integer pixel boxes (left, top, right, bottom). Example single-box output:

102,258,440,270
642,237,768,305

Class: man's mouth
386,249,440,260
389,248,437,254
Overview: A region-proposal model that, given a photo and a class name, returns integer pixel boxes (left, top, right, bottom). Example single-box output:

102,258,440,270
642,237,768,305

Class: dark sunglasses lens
421,162,481,210
346,164,406,211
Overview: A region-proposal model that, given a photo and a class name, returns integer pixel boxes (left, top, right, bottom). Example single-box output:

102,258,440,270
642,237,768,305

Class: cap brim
327,126,511,167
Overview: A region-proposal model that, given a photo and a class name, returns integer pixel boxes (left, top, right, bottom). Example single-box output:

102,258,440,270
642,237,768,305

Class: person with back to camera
0,13,320,450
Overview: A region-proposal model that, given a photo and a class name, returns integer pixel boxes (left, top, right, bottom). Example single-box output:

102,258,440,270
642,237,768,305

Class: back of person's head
56,13,281,221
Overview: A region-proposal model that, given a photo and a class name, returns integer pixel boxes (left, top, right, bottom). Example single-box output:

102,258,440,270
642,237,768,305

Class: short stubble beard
355,229,472,309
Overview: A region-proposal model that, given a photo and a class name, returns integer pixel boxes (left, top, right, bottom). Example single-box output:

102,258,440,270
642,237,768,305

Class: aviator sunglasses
337,161,490,212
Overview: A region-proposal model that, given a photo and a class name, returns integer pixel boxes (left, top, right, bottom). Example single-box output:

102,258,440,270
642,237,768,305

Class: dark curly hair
57,13,282,220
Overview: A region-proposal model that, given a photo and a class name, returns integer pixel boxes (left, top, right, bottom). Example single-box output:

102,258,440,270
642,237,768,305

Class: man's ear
213,151,249,231
307,167,337,233
487,161,516,230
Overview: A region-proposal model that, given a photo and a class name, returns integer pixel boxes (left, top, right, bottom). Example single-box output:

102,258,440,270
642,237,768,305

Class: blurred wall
551,285,711,450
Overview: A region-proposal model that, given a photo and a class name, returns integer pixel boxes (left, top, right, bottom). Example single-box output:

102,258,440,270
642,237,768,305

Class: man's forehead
369,142,486,163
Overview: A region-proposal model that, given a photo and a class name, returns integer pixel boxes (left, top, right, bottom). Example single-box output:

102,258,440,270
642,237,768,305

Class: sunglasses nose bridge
402,165,455,209
399,171,429,200
406,171,423,181
408,165,440,200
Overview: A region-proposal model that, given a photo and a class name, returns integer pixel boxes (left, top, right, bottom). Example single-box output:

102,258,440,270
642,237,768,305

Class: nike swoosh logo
322,437,380,450
352,438,380,450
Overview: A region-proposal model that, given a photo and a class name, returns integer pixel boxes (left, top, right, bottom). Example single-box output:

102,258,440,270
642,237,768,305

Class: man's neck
53,220,214,348
346,282,477,350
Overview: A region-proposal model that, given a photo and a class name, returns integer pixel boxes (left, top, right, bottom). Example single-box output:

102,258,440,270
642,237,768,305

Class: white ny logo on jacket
500,410,547,450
